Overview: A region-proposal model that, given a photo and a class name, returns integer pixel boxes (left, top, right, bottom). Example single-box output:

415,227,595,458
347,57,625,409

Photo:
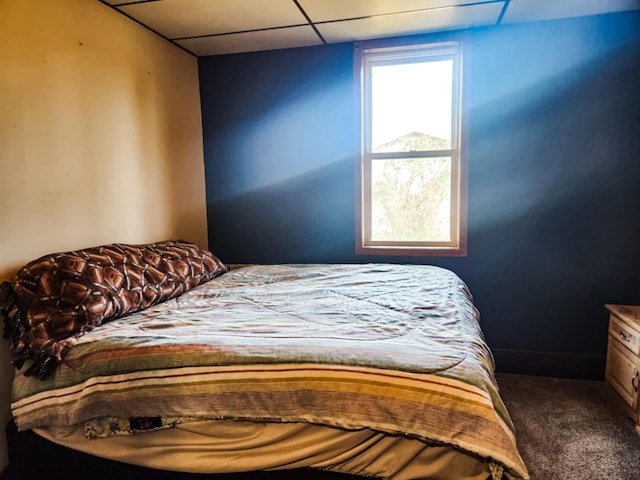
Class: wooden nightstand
605,304,640,434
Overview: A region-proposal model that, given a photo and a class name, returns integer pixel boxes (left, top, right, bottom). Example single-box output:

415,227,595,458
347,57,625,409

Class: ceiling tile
502,0,640,24
317,2,504,43
101,0,147,4
118,0,308,39
101,0,137,4
298,0,491,22
176,26,323,56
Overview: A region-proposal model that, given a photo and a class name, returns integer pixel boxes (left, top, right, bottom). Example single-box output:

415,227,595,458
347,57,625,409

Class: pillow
0,240,227,379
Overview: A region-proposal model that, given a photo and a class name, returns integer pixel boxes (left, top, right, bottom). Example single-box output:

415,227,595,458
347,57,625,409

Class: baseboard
492,348,606,381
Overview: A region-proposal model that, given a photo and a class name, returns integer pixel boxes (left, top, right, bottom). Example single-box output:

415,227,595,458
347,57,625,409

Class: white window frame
354,37,468,257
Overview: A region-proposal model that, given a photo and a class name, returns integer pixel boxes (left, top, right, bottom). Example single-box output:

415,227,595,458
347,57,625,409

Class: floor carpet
496,373,640,480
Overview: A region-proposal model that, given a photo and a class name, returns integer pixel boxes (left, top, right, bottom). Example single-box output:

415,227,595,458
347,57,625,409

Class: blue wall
199,11,640,379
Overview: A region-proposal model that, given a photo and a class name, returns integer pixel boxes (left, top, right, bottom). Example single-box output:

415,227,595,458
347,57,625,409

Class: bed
0,240,529,480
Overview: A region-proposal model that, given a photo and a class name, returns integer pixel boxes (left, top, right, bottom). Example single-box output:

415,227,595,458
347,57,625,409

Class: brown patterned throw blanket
0,240,227,379
9,264,529,479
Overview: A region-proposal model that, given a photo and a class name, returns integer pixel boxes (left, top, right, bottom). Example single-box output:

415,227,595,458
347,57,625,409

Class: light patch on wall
226,81,354,195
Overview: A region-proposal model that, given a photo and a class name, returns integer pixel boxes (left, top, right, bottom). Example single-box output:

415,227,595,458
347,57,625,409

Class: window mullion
370,150,454,160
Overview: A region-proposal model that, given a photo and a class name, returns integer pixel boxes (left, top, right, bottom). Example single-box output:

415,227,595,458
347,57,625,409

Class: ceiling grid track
496,0,511,25
292,0,327,45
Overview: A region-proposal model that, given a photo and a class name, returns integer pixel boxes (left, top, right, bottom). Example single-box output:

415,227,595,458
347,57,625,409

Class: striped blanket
11,264,528,479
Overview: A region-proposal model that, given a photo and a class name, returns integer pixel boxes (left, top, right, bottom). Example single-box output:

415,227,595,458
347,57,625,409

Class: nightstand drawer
606,336,640,409
609,316,640,356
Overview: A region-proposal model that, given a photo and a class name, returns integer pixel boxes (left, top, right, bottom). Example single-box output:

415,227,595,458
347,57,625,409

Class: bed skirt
2,421,359,480
3,419,501,480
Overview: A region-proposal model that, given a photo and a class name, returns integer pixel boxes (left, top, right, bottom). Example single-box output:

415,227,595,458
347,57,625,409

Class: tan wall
0,0,208,468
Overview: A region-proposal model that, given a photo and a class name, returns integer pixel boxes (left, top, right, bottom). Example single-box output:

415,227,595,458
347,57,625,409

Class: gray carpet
496,373,640,480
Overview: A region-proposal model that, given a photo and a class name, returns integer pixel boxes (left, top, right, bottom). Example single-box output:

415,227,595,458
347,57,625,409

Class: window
355,38,468,256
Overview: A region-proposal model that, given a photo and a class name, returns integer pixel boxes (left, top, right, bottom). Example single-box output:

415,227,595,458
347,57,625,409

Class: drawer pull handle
633,372,639,392
619,330,632,342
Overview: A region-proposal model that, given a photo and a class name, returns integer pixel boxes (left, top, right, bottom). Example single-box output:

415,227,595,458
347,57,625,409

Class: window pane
370,157,452,242
371,60,453,153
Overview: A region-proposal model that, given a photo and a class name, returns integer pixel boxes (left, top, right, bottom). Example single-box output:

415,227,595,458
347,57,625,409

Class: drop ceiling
100,0,640,56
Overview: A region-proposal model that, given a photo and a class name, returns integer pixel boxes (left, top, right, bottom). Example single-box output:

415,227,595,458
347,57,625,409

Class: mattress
9,263,529,479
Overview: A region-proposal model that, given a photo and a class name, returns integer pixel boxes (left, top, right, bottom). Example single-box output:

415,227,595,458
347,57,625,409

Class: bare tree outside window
371,133,451,242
